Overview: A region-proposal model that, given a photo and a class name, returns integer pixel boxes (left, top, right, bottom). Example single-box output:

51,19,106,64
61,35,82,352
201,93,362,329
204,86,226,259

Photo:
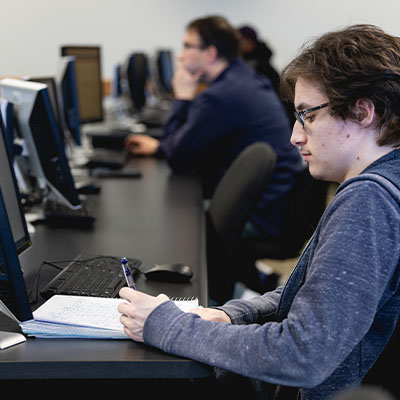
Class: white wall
1,0,400,81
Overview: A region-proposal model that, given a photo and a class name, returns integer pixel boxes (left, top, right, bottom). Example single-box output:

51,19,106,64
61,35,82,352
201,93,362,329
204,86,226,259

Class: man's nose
290,121,306,147
177,51,185,61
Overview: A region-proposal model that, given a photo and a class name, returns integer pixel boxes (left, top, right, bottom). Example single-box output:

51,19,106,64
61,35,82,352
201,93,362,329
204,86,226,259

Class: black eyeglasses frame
294,103,329,128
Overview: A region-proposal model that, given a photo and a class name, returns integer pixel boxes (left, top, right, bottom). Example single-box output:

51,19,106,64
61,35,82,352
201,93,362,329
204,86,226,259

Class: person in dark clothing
238,25,280,93
238,24,295,125
125,16,302,240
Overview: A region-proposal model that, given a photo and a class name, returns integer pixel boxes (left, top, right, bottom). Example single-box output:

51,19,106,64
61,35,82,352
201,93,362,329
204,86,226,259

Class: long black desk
0,157,211,386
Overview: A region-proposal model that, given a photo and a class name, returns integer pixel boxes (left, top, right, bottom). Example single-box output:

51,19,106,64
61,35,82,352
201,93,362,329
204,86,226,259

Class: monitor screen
0,110,31,255
121,52,149,112
156,50,174,95
112,64,122,98
56,56,82,146
61,46,103,123
0,78,81,210
0,99,15,157
27,76,65,142
0,187,33,322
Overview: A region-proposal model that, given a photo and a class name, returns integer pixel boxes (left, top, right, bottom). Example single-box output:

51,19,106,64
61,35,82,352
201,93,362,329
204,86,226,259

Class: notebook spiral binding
169,296,198,302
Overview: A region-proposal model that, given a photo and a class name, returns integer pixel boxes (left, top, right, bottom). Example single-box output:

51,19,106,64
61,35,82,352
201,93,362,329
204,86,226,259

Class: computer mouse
144,263,193,283
76,182,102,194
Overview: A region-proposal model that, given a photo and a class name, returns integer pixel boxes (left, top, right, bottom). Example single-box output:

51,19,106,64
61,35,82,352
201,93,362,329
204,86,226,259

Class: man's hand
172,60,204,100
188,307,232,323
124,134,160,155
118,287,169,342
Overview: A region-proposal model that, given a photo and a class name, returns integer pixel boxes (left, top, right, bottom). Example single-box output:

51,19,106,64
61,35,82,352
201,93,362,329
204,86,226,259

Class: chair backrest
283,167,329,254
207,142,276,302
241,168,329,262
209,142,277,246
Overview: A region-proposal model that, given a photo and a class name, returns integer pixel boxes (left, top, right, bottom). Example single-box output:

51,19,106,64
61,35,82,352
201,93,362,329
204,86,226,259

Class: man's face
239,37,255,54
179,29,208,76
291,78,362,183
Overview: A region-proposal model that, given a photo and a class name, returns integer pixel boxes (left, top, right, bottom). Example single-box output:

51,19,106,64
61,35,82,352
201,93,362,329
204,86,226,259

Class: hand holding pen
118,288,169,342
119,257,171,341
121,257,136,290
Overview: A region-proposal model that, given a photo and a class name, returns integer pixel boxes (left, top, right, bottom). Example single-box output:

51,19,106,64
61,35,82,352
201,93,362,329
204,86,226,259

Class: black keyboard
44,198,96,228
85,149,127,170
88,130,131,150
40,255,142,300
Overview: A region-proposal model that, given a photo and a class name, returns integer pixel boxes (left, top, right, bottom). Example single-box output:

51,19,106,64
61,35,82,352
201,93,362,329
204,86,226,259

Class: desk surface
0,156,210,380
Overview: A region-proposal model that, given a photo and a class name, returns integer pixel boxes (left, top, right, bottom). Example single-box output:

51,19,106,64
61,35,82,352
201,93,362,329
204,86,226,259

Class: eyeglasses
294,103,329,128
183,42,206,51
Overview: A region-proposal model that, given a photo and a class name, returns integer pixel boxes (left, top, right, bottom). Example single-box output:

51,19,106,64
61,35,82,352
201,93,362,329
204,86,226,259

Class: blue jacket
143,149,400,399
159,59,302,237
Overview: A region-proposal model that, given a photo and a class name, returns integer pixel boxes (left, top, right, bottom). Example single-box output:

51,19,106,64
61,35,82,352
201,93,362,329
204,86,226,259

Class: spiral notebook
19,294,199,339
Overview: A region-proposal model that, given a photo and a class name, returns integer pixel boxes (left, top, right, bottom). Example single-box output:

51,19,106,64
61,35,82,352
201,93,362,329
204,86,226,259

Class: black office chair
206,142,277,304
238,167,329,293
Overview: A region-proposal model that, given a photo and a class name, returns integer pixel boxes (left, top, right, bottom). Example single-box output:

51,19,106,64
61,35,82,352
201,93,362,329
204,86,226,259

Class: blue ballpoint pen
121,257,136,289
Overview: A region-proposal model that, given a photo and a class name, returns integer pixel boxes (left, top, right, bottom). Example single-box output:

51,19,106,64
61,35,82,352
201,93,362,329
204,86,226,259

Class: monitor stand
0,330,26,349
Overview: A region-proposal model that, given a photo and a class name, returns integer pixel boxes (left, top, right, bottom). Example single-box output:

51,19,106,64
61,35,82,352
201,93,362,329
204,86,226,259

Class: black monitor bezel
0,186,33,322
27,76,65,142
125,52,149,112
28,84,81,209
58,56,82,147
156,50,174,95
0,111,32,255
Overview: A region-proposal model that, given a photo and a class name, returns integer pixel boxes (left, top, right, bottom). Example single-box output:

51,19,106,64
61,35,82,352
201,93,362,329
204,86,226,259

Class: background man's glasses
183,43,206,50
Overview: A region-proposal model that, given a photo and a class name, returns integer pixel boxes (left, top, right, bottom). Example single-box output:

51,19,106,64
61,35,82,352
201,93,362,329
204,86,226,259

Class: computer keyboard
88,130,131,150
40,255,142,300
43,198,96,228
138,105,171,128
85,149,127,170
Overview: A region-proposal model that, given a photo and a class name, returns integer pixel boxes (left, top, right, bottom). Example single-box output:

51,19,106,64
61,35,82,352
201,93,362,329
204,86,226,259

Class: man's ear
352,98,375,127
205,45,218,63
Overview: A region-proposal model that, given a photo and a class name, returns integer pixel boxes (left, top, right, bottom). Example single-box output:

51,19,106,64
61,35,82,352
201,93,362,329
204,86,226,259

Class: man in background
125,15,302,243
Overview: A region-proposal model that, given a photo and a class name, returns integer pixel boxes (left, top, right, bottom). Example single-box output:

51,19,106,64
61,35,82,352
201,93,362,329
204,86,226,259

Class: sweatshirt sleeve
158,93,232,173
216,286,284,324
143,180,400,388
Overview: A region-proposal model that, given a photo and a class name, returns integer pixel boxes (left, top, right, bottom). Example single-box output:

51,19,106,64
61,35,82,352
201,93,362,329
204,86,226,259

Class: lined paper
20,294,199,339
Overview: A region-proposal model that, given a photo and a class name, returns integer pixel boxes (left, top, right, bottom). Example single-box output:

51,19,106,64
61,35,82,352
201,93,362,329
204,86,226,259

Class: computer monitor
0,188,33,322
61,46,103,124
56,56,82,146
26,76,65,142
0,78,81,210
112,64,122,98
156,50,174,95
0,113,33,322
0,99,15,157
120,52,149,112
0,110,31,255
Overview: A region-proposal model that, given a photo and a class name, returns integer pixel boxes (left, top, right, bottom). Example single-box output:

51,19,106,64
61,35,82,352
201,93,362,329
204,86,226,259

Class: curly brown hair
281,24,400,147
